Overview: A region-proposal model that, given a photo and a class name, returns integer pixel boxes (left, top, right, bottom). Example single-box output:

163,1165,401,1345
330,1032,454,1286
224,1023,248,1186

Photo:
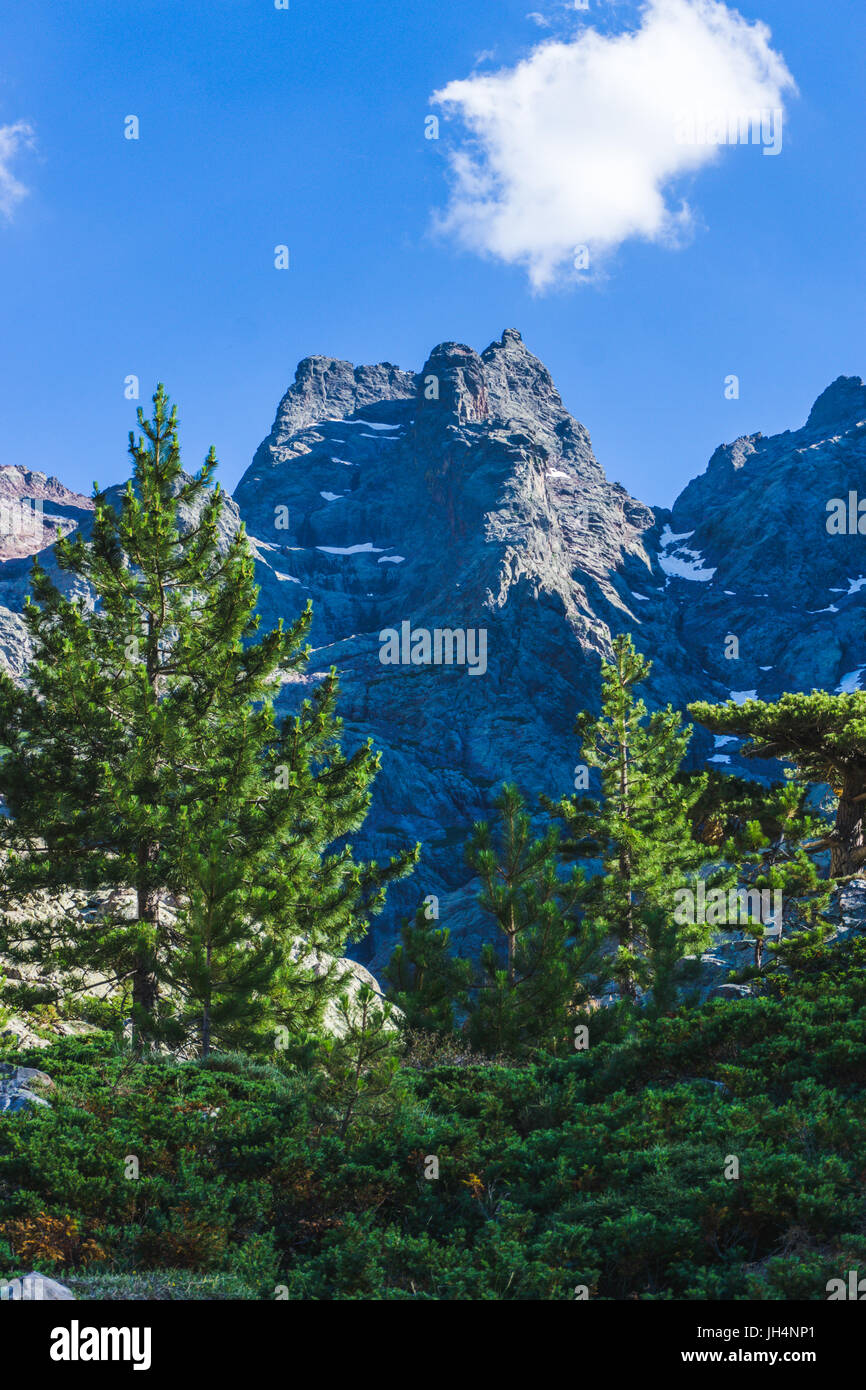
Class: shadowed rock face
1,338,864,966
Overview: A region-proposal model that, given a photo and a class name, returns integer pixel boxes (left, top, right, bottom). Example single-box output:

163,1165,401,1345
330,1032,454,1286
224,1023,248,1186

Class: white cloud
0,120,35,220
431,0,796,289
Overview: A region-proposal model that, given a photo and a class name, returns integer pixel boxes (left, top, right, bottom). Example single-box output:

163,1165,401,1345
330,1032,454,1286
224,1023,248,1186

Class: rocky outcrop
0,473,245,683
0,1061,53,1113
0,466,92,561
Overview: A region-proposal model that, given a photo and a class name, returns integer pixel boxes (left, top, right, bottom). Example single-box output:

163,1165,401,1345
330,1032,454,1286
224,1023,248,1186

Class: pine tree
464,783,601,1056
0,386,417,1053
547,634,721,1003
384,907,472,1033
695,773,831,963
315,983,405,1140
689,690,866,882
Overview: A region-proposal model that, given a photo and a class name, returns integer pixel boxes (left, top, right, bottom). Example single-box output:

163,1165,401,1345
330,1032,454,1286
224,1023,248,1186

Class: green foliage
689,688,866,880
464,783,603,1056
385,909,472,1033
312,983,407,1140
2,937,866,1300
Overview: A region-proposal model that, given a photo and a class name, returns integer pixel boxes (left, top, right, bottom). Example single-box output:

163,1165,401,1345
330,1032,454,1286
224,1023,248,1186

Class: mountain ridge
0,334,862,964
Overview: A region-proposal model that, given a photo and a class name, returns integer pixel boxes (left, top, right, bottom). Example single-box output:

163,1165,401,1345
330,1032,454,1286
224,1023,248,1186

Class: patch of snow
660,525,695,547
836,668,865,695
331,457,356,466
759,665,774,671
378,555,405,564
809,605,839,614
274,572,300,584
657,526,716,582
723,590,736,596
659,546,716,582
729,689,757,704
629,591,650,601
547,469,571,479
316,543,385,555
320,491,342,502
322,419,399,431
708,754,732,764
848,576,866,595
713,735,739,747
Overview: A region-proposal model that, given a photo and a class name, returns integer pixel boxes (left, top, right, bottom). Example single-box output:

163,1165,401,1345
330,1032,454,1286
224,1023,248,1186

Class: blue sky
0,0,862,507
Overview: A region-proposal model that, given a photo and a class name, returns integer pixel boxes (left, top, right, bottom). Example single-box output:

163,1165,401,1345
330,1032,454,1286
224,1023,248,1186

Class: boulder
710,983,754,1001
0,1272,74,1300
0,1061,53,1113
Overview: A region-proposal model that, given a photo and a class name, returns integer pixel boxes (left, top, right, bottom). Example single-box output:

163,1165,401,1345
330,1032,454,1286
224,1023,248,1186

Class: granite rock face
0,884,394,1044
235,330,709,964
0,467,94,679
652,375,866,779
0,337,863,968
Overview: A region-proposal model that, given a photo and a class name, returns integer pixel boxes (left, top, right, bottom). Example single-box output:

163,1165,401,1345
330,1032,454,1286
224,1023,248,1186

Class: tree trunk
133,844,160,1048
132,609,163,1048
202,940,212,1059
618,702,636,1000
831,769,866,877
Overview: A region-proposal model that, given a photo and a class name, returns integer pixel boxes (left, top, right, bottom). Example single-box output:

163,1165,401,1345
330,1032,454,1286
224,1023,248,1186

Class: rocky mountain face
0,335,863,967
235,329,693,962
652,375,866,776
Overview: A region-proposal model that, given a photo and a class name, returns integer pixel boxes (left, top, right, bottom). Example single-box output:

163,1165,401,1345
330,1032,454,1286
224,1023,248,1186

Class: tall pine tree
547,634,721,1003
0,386,417,1053
464,783,602,1056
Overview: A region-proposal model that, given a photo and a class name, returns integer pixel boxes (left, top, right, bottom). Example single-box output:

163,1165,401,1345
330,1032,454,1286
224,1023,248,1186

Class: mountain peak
417,341,489,427
805,375,866,433
493,327,523,347
481,328,566,431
